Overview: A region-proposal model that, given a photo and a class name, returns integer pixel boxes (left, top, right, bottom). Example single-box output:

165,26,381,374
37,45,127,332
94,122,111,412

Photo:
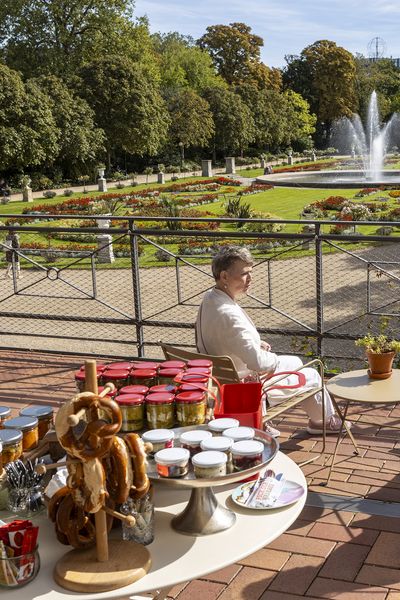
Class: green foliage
355,334,400,354
167,89,214,148
224,196,252,224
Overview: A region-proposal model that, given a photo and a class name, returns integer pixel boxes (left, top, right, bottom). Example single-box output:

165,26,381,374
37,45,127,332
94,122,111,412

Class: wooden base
53,539,151,593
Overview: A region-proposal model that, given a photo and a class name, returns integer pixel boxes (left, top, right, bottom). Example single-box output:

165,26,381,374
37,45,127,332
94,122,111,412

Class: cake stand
147,426,279,536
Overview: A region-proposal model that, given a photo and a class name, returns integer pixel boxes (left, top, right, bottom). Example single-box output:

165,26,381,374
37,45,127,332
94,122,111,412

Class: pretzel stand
49,360,151,592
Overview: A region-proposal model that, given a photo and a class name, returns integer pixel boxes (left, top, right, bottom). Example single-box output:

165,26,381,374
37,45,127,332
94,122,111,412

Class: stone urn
366,350,395,379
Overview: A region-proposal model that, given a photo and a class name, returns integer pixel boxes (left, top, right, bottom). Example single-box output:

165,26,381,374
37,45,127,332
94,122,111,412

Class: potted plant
355,334,400,379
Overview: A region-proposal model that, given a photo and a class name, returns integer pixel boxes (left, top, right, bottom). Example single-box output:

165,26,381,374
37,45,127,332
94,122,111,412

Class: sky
134,0,400,68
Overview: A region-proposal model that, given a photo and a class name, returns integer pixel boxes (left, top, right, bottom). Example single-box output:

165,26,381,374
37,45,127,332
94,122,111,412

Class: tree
354,56,400,119
167,89,215,152
198,22,279,90
203,87,255,159
284,40,357,144
33,75,105,178
79,55,170,165
0,0,137,78
0,64,58,171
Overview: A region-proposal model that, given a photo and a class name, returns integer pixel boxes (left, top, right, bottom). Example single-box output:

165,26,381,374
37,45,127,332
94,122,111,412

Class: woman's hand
260,341,272,352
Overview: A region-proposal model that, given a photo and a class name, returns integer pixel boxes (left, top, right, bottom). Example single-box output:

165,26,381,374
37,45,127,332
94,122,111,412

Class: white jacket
195,288,278,379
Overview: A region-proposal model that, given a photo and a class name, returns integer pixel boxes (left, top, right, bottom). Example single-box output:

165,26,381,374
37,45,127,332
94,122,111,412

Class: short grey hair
211,246,254,280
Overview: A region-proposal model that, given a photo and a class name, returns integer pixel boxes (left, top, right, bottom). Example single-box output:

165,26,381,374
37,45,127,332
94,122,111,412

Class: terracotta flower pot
366,350,395,379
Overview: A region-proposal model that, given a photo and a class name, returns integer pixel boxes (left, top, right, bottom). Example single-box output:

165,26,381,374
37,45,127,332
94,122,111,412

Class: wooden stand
53,359,151,592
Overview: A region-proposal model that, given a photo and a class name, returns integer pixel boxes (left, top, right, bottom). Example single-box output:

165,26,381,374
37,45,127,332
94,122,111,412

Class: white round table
8,452,306,600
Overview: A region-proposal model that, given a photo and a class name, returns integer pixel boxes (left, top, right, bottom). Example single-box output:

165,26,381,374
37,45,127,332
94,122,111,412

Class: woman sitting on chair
195,245,345,437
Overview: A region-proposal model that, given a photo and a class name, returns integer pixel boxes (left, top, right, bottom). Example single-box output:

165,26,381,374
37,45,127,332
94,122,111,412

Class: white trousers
266,355,335,422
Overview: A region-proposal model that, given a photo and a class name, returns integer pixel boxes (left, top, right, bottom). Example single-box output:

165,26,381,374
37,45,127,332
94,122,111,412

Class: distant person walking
4,230,22,279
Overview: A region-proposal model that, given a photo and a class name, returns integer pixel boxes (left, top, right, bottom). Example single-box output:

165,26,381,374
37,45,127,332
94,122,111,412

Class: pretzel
124,433,150,499
67,456,107,513
47,485,70,523
55,392,122,460
103,435,133,504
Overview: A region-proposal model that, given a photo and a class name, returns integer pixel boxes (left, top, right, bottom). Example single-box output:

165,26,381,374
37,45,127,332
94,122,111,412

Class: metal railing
0,214,399,369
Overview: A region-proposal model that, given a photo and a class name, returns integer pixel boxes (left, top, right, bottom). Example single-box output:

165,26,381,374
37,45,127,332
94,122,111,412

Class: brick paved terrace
2,350,400,599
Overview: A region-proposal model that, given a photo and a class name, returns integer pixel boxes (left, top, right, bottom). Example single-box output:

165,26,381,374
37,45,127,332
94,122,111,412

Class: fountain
257,91,400,188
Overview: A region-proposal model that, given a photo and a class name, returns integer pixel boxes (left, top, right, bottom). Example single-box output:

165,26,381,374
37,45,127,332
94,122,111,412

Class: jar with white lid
142,429,174,456
231,440,265,471
154,447,190,478
222,426,255,442
200,435,233,465
192,450,227,479
208,418,239,435
179,430,212,456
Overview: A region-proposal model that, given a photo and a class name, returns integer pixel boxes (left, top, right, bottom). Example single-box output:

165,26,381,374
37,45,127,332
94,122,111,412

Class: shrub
43,190,57,198
31,175,53,191
154,249,171,262
63,189,74,196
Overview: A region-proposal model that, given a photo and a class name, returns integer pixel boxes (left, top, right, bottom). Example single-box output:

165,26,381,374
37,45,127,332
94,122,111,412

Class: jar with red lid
149,384,176,394
179,373,208,386
146,393,175,429
75,369,103,392
157,368,183,385
175,391,206,426
98,385,118,398
116,394,145,432
185,367,211,376
102,369,130,390
130,369,157,388
119,384,149,396
104,361,135,371
80,364,107,373
160,360,186,370
187,359,212,369
131,361,160,371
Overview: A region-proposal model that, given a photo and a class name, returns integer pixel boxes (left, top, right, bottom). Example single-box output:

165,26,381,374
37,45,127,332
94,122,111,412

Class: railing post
315,223,324,357
129,220,145,357
175,256,182,305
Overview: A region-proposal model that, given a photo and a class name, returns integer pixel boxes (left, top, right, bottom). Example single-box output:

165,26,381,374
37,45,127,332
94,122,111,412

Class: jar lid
179,373,208,384
185,367,212,375
146,392,175,404
158,368,183,377
20,405,53,419
149,384,176,393
192,450,228,468
200,437,233,452
208,418,239,432
161,360,186,369
175,391,205,403
75,370,86,381
178,383,203,392
231,440,264,456
98,385,117,397
104,362,135,371
0,406,11,418
222,426,255,441
180,430,212,445
103,370,130,379
120,385,149,395
142,429,175,443
187,359,213,368
131,369,157,378
154,447,190,465
80,364,106,373
4,416,39,431
0,428,23,445
131,362,160,370
116,394,144,405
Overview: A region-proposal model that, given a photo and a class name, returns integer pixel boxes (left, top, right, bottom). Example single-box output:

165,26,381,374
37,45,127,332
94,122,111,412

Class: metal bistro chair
160,344,326,467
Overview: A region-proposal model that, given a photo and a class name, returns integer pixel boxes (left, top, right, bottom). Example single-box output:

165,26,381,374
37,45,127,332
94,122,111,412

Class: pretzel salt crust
55,392,122,460
103,435,133,505
124,433,150,499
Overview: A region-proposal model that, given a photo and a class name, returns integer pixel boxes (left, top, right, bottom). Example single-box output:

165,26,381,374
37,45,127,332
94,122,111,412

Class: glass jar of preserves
102,369,130,390
179,373,208,387
74,370,86,393
19,405,53,440
187,359,212,369
175,391,206,426
157,368,183,385
116,394,145,432
160,360,186,370
208,418,239,435
131,361,160,371
179,430,212,456
0,429,23,464
185,367,211,376
200,435,233,464
146,393,175,429
4,416,39,451
104,361,134,371
231,440,264,471
154,447,190,478
130,369,157,388
119,384,149,396
192,450,227,479
222,426,255,443
149,384,176,394
142,429,174,456
0,406,11,428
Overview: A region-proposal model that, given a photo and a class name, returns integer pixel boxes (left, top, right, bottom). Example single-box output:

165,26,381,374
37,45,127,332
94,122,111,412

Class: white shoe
306,414,352,435
264,421,280,438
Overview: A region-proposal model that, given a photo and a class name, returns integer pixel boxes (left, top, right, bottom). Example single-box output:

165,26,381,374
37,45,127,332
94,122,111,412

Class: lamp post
178,141,184,170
